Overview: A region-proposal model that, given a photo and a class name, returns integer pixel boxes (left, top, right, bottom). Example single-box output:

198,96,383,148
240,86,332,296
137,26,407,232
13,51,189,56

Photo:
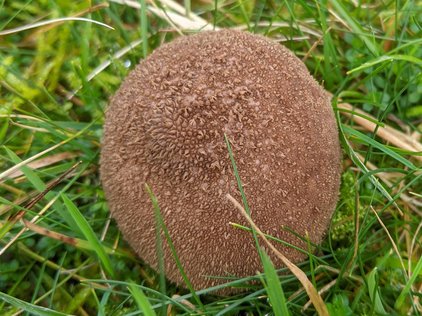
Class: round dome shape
100,29,341,293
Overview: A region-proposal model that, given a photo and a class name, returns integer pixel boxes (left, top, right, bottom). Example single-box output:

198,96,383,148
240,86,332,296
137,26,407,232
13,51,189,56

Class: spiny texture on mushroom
100,29,341,293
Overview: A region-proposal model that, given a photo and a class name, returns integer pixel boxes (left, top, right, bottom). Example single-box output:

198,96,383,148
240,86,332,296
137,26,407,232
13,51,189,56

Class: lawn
0,0,421,315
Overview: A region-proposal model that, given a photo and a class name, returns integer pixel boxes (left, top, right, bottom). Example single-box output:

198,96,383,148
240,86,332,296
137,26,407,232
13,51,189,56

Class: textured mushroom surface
100,29,341,293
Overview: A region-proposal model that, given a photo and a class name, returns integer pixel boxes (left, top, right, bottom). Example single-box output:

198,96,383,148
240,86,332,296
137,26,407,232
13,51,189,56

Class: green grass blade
260,251,290,316
0,119,96,182
330,0,379,56
224,135,263,255
395,254,422,309
63,286,91,314
342,125,417,170
152,186,167,315
61,193,115,278
347,54,422,74
184,0,191,17
0,118,9,143
128,283,157,316
4,146,46,191
0,291,71,316
336,112,400,211
83,279,193,313
139,0,149,58
367,268,387,315
98,291,112,316
225,134,297,314
144,184,204,310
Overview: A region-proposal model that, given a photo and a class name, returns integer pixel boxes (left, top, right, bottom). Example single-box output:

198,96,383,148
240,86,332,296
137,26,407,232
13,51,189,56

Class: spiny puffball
100,29,342,293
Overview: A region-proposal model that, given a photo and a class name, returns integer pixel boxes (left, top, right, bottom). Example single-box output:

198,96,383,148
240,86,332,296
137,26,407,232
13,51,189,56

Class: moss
331,170,363,243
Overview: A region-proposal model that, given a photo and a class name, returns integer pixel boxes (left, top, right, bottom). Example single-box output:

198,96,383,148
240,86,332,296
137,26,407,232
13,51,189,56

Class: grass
0,0,421,315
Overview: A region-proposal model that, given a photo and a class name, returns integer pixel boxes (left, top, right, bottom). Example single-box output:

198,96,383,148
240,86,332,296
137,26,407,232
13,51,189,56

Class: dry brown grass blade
0,165,95,217
5,152,79,180
302,279,337,311
226,193,329,316
0,114,44,121
0,124,89,182
22,219,79,246
409,222,422,276
296,265,364,310
0,194,60,256
0,182,25,195
370,206,408,279
233,21,322,38
167,294,199,315
8,161,82,222
9,121,48,133
338,102,422,161
302,27,328,62
110,0,216,31
0,17,113,36
0,144,63,181
0,162,82,256
21,2,109,44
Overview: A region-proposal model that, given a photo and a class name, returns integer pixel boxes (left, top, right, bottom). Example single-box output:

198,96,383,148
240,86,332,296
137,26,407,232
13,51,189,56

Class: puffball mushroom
100,29,341,293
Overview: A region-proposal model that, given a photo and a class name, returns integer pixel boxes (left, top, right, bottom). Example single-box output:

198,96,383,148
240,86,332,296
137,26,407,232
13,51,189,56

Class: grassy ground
0,0,421,315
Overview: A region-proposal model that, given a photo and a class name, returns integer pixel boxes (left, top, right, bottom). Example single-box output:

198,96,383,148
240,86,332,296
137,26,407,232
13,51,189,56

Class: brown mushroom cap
100,29,341,293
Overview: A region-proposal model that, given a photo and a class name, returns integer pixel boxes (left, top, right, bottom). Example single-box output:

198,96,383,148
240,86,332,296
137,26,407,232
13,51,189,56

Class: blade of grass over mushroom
151,182,166,312
229,222,326,262
144,184,204,309
0,291,70,316
128,283,157,316
260,251,290,316
61,193,114,278
342,125,417,170
224,134,264,262
226,194,329,316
